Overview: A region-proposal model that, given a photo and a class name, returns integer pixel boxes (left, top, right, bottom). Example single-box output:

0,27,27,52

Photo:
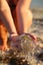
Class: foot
0,45,9,51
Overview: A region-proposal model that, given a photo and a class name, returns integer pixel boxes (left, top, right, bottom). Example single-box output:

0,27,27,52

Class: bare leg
0,0,18,50
0,21,8,50
16,0,32,34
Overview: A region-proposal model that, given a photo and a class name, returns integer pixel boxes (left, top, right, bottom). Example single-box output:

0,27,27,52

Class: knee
28,10,33,22
26,10,33,28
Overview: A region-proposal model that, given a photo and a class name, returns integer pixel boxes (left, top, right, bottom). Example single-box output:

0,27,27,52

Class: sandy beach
0,1,43,64
28,8,43,45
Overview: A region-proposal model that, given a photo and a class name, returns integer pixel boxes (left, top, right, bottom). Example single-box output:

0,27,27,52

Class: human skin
0,0,17,34
0,0,33,50
16,0,33,34
0,0,18,50
0,20,8,50
0,0,32,33
7,0,32,35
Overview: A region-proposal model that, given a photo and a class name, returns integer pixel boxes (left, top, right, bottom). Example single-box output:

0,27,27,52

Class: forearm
16,0,32,32
16,0,32,22
16,0,32,18
16,0,31,10
0,0,17,34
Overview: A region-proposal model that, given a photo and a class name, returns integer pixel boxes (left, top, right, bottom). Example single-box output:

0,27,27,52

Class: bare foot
0,45,9,51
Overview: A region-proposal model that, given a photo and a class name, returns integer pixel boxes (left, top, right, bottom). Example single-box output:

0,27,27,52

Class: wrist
8,33,18,42
9,32,18,37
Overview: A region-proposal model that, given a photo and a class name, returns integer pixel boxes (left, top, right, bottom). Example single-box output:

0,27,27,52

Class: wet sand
28,8,43,45
0,8,43,65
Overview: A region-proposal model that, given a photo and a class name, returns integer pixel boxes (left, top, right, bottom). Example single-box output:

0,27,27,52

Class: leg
0,0,18,50
16,0,32,34
0,20,8,50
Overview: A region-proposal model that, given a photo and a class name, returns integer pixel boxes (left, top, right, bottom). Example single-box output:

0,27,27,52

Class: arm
0,0,17,34
16,0,32,33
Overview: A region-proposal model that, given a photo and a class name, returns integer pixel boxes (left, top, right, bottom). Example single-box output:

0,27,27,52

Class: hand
8,33,22,50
